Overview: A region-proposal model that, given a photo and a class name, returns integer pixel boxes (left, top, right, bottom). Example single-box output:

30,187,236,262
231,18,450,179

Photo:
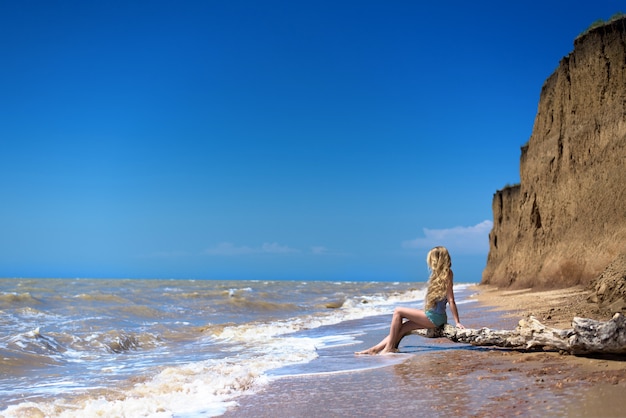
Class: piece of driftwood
411,313,626,355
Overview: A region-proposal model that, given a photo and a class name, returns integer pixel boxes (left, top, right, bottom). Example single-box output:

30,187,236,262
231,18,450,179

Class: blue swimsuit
425,297,447,327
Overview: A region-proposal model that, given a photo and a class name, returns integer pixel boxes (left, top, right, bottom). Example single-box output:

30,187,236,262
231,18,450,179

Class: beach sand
223,285,626,417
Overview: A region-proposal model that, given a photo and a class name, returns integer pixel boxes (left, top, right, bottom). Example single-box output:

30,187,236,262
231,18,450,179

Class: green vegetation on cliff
578,12,625,38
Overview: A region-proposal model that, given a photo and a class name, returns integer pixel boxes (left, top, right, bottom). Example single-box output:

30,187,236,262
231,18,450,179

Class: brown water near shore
223,285,626,417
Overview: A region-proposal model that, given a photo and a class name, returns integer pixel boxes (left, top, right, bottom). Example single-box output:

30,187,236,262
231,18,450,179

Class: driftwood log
411,313,626,355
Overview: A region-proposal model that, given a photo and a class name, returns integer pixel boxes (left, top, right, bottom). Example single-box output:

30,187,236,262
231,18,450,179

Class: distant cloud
205,242,300,256
137,250,189,259
204,243,348,257
310,246,329,255
260,242,300,254
402,220,493,254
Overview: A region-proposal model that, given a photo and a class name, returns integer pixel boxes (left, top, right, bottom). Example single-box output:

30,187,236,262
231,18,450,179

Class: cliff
482,17,626,289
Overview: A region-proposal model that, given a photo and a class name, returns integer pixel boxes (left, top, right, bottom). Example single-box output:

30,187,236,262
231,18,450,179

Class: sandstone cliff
482,17,626,289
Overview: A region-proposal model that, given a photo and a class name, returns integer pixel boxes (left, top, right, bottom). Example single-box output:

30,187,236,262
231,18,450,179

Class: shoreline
468,284,626,416
468,283,607,328
223,284,626,417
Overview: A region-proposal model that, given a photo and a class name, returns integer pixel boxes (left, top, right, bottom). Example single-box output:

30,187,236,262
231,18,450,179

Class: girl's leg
391,319,423,350
381,307,435,354
356,307,435,355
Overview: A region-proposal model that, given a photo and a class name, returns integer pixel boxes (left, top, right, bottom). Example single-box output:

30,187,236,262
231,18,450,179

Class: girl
356,246,464,355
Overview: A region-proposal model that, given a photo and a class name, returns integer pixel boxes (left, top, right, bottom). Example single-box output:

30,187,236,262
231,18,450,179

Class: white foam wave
211,284,430,345
3,335,319,417
0,283,475,417
227,287,253,297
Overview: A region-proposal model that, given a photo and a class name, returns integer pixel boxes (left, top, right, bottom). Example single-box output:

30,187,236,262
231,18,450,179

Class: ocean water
0,278,475,417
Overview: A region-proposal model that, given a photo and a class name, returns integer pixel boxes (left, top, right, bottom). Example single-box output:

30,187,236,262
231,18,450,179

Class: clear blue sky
0,1,620,281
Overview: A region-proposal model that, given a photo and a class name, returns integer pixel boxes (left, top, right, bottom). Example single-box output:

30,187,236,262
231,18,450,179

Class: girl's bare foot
355,347,380,355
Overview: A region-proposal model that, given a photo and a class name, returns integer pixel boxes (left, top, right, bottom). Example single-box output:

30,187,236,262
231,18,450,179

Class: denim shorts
425,310,447,327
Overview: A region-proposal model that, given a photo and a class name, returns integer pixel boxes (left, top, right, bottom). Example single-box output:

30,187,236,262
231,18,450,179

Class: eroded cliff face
482,17,626,289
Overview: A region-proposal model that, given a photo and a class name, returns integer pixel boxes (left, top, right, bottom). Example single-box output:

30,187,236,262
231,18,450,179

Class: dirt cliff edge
482,18,626,295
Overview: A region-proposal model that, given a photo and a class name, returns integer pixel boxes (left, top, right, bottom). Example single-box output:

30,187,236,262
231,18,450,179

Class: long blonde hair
424,246,452,311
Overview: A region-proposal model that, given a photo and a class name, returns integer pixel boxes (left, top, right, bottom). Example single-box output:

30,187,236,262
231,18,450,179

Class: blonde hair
424,246,452,311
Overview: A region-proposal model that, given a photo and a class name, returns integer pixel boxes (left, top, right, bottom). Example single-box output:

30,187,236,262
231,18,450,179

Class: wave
72,293,131,303
118,304,166,318
7,328,67,355
2,284,428,417
0,292,41,305
0,326,257,413
225,297,300,312
207,286,427,345
2,334,319,417
15,306,52,317
2,327,163,362
226,287,253,297
0,280,475,417
319,298,346,309
95,330,162,354
170,287,254,300
63,329,163,355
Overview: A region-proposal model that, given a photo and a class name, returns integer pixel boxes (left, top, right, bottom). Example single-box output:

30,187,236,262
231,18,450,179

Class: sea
0,278,476,417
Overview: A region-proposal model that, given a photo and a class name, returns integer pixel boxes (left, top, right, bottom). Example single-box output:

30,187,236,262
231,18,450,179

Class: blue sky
0,1,620,282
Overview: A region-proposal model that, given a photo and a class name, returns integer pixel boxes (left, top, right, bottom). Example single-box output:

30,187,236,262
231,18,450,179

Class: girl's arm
447,271,465,328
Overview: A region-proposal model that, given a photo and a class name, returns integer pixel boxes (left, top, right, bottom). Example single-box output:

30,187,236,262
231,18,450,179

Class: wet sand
223,285,626,417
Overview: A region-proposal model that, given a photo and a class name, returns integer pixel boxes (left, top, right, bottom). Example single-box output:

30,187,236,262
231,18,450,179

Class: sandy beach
223,284,626,417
